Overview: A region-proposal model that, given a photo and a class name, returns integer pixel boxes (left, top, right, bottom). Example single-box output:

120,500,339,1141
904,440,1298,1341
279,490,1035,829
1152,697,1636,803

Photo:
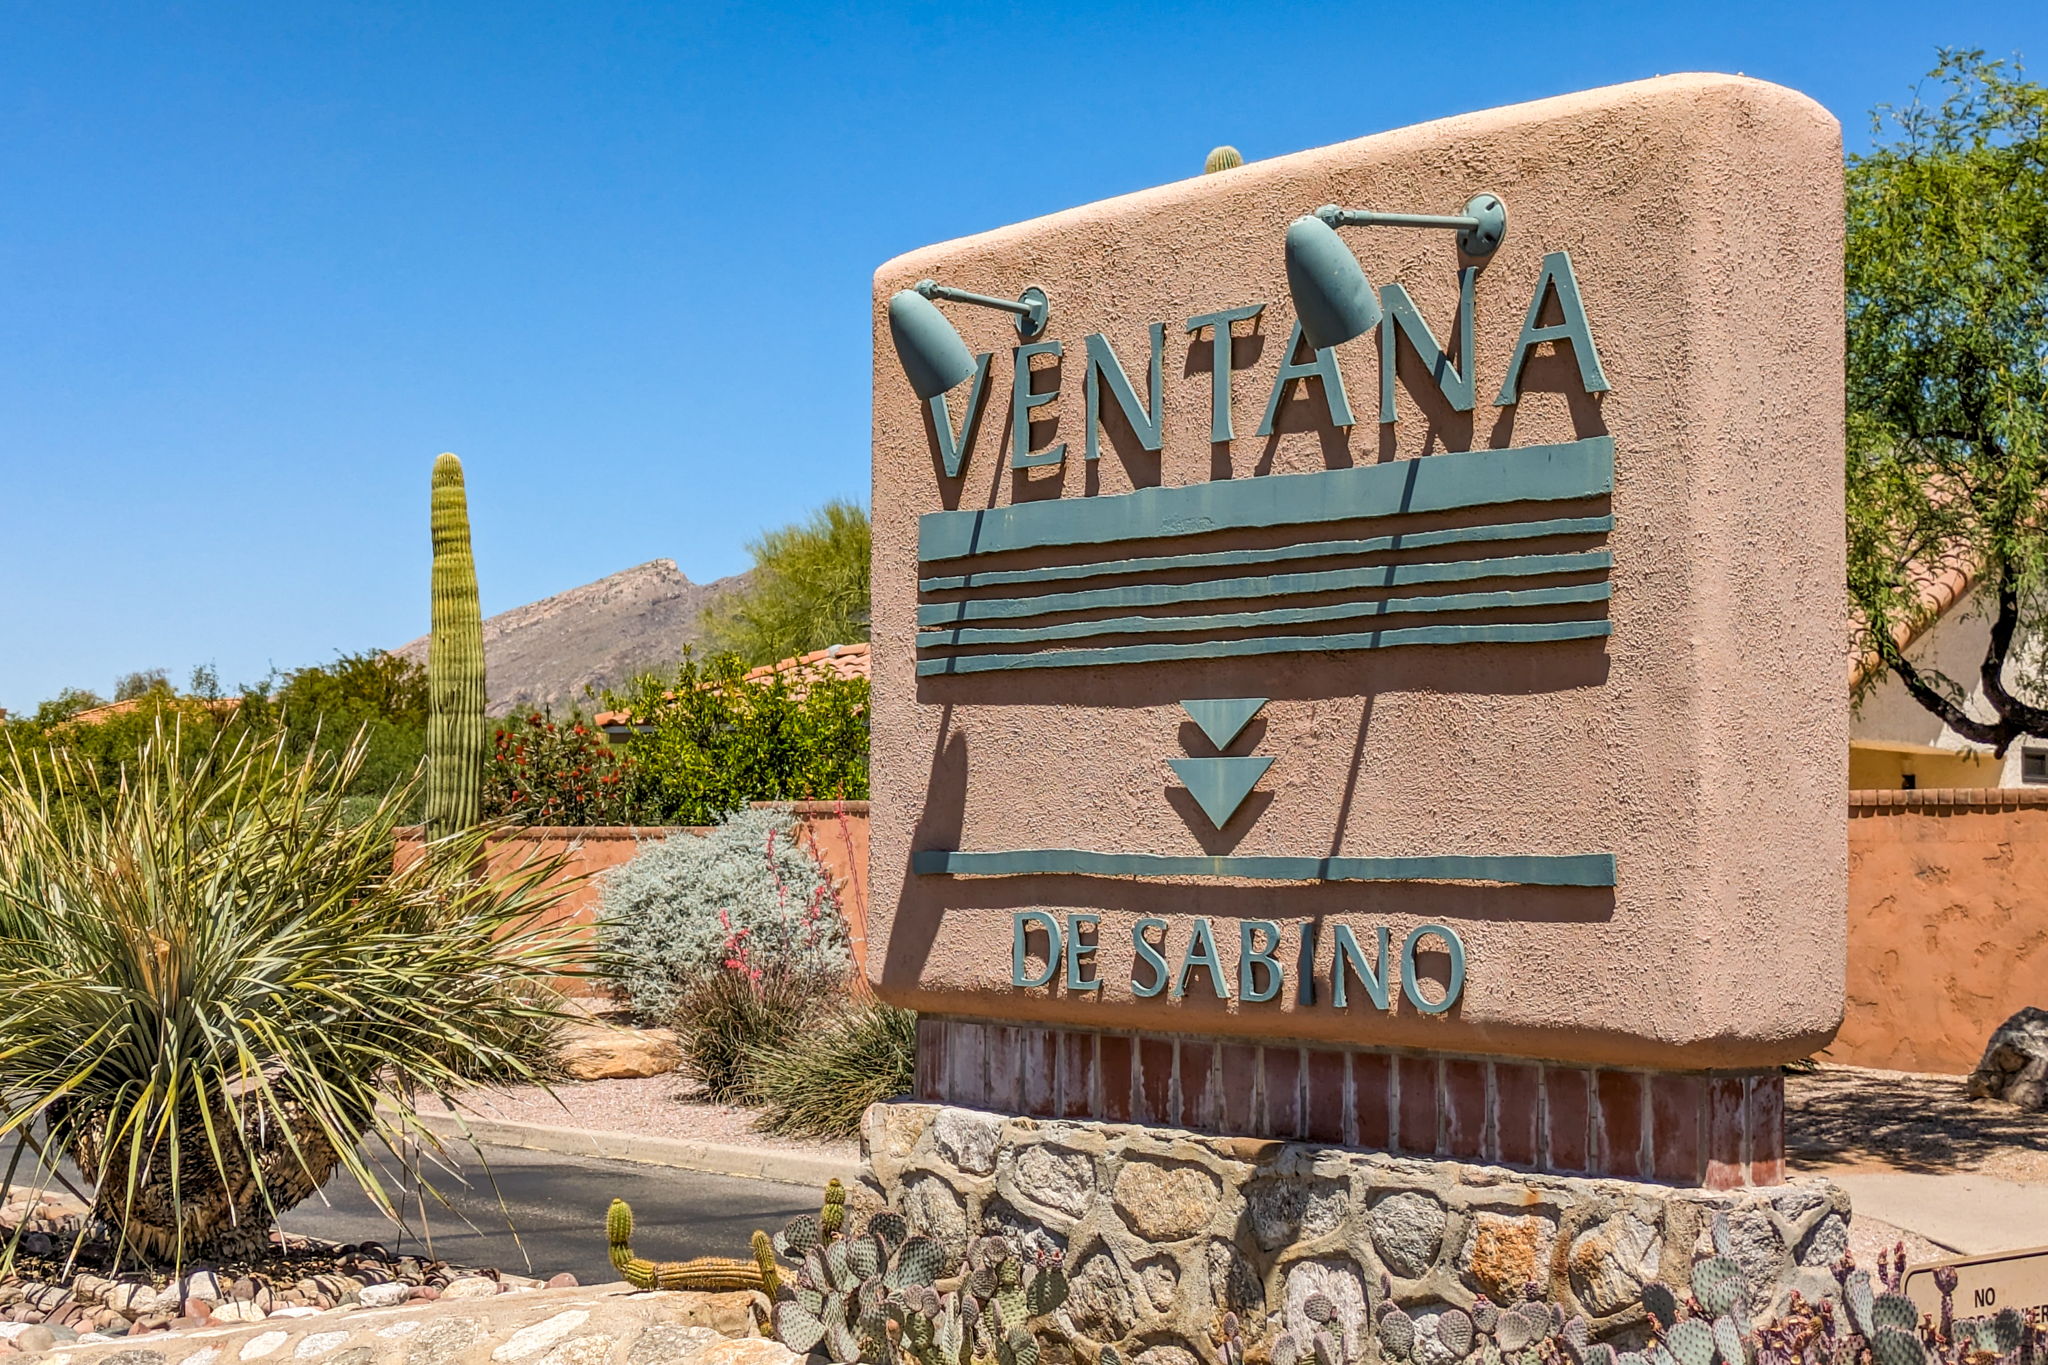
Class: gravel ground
1787,1064,2048,1183
430,1076,860,1162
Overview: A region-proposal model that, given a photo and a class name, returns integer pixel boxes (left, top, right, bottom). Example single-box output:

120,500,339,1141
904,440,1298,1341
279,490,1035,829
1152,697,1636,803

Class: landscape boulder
556,1023,683,1080
1967,1006,2048,1109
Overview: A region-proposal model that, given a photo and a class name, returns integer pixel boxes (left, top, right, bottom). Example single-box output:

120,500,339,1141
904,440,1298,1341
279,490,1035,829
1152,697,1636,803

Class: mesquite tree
1848,52,2048,753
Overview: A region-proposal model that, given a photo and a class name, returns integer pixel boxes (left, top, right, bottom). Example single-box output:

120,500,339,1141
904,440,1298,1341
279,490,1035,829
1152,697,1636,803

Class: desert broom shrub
0,722,590,1267
595,806,849,1018
747,1001,917,1139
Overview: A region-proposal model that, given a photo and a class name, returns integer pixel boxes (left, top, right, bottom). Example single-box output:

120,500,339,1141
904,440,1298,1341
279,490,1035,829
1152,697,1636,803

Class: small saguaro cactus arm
426,452,487,840
606,1198,770,1292
1204,145,1244,174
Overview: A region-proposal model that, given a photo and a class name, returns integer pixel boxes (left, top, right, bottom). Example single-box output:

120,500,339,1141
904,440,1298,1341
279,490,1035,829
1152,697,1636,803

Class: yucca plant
0,721,589,1267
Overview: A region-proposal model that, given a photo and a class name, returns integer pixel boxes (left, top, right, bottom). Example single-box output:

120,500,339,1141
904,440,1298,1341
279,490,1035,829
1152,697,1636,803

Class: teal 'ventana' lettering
946,255,1603,477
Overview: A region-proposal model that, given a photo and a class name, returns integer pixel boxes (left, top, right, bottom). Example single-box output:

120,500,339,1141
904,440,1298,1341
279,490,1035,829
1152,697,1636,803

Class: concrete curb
407,1109,860,1189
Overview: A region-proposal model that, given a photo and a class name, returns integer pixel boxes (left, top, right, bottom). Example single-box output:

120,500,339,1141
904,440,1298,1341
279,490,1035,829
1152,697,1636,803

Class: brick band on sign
914,1018,1784,1191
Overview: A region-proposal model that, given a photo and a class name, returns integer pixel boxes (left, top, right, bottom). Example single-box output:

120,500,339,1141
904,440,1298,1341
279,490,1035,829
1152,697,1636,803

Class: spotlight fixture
1285,193,1507,351
887,279,1051,401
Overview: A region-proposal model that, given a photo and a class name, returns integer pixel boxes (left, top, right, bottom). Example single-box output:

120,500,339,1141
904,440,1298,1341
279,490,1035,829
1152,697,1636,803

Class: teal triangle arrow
1179,697,1268,751
1168,755,1275,829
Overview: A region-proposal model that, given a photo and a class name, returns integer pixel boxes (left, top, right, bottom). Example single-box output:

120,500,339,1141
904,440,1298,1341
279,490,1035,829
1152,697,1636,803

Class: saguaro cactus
426,452,486,839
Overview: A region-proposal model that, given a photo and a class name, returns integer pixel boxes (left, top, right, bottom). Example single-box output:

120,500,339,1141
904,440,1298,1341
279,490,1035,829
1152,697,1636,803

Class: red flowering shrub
482,714,640,826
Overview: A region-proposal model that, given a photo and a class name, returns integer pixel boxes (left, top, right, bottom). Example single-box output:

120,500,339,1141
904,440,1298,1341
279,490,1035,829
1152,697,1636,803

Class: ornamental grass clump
0,723,589,1267
748,999,917,1139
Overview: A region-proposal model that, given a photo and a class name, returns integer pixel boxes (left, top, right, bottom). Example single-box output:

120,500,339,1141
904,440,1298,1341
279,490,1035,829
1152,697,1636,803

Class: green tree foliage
242,650,431,817
700,500,871,666
112,668,170,702
1848,52,2048,752
0,724,586,1265
609,652,868,826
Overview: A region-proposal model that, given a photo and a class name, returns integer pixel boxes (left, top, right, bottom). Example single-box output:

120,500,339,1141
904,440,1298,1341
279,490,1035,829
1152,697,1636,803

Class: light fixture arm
914,279,1050,338
1311,193,1507,258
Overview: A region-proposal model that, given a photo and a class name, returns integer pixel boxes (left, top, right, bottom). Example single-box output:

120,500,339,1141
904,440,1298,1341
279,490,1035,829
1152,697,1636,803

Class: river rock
1968,1006,2048,1109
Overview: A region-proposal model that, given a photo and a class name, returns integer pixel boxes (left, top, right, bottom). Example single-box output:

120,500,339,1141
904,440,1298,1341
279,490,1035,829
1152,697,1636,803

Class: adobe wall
1828,789,2048,1074
391,800,873,985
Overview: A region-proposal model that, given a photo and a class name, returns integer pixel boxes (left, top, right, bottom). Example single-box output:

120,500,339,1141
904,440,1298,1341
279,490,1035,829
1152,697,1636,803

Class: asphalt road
273,1146,823,1284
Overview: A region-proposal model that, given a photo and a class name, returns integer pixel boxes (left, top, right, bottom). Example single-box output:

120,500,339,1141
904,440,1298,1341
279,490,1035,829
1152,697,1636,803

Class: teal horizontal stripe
912,848,1616,887
917,550,1611,626
918,436,1614,562
919,581,1612,650
918,515,1615,592
915,619,1611,675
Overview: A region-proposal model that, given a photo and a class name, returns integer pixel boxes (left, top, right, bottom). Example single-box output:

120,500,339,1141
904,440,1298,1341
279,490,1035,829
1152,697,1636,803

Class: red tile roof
594,642,869,731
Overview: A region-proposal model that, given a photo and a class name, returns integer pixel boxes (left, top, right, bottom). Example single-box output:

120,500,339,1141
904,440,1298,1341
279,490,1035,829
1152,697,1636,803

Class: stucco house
1850,570,2048,789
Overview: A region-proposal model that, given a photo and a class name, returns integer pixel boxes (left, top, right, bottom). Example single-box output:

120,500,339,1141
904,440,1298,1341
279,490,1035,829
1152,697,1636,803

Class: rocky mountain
395,559,748,715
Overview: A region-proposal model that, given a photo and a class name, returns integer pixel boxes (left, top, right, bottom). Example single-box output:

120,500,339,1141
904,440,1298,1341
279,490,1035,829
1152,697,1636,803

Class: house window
1902,773,1918,790
2024,748,2048,785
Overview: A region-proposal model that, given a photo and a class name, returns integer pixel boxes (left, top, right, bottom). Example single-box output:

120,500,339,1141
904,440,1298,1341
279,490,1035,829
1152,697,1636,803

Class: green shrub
607,653,867,827
672,966,829,1104
0,723,589,1266
595,806,849,1017
748,1000,917,1140
698,499,871,666
484,713,638,826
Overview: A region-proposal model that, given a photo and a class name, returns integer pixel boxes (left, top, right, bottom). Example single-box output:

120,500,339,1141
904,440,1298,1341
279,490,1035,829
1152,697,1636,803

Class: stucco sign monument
866,75,1845,1194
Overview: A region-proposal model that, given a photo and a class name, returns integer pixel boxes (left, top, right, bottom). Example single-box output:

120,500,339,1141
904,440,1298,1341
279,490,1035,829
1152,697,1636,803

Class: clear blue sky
2,1,2042,712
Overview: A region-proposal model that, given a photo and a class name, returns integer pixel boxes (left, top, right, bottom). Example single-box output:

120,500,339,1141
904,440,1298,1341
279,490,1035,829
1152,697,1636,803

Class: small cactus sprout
1711,1214,1733,1258
821,1178,848,1240
1665,1319,1716,1365
1472,1299,1500,1336
752,1229,781,1299
1313,1328,1343,1365
1274,1334,1301,1365
1204,145,1244,174
1581,1347,1617,1365
1437,1307,1476,1359
1306,1293,1338,1325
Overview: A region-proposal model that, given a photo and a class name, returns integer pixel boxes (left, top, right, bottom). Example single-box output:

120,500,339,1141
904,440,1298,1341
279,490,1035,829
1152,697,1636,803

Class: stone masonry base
915,1019,1785,1190
863,1101,1847,1365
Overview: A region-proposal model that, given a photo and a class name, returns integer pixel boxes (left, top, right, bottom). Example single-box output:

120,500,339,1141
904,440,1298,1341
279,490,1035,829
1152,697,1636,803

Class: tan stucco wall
868,75,1847,1069
1829,791,2048,1074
